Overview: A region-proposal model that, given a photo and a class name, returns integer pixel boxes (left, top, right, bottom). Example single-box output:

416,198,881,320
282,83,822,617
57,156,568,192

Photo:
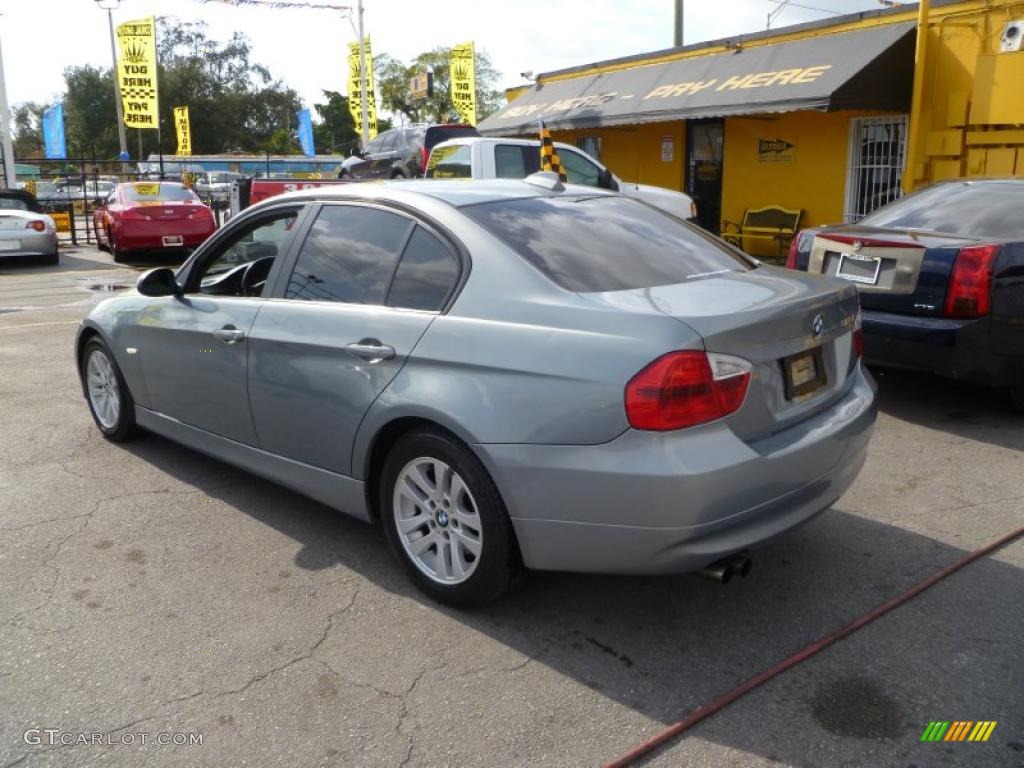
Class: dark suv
339,124,479,180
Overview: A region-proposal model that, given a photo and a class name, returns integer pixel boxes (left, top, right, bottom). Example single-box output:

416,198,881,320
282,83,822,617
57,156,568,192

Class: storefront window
576,137,602,162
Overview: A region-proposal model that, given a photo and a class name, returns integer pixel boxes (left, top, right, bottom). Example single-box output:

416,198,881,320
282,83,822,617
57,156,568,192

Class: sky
1,0,891,116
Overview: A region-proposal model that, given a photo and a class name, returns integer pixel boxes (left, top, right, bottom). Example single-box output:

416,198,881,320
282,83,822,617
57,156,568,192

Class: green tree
63,65,120,159
313,90,358,154
11,103,44,158
373,47,504,125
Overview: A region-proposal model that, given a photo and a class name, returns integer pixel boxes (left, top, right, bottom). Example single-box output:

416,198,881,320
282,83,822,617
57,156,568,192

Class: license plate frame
783,347,827,400
836,252,882,285
162,235,184,247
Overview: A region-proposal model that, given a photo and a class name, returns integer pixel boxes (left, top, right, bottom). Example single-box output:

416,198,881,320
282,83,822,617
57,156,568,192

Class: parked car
75,176,876,606
0,189,59,265
92,181,217,263
787,179,1024,409
426,136,698,222
195,171,243,204
339,123,480,180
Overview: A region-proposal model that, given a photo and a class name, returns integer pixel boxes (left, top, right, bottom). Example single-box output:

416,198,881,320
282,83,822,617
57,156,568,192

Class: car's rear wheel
381,428,517,607
82,338,136,442
110,234,124,263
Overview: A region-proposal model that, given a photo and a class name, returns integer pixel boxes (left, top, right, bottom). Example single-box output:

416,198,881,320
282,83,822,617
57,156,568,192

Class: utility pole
356,0,369,147
674,0,684,47
96,0,129,161
0,30,16,189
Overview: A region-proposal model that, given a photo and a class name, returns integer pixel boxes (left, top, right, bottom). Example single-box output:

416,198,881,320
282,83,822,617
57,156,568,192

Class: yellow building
478,1,1024,254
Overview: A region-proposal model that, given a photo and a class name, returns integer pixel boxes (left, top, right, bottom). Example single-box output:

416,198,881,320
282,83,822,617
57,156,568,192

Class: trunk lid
807,226,982,316
582,266,861,440
132,200,203,221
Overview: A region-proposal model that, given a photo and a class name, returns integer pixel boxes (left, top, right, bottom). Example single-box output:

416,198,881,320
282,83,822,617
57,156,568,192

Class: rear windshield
859,181,1024,239
463,195,751,293
424,124,479,151
0,196,29,211
122,183,197,202
426,145,471,179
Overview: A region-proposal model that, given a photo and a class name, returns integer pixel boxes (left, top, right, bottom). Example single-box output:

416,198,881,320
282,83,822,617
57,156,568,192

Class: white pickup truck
426,137,697,222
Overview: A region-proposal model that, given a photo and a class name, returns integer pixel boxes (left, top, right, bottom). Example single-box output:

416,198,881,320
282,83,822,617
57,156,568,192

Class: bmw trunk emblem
812,313,824,336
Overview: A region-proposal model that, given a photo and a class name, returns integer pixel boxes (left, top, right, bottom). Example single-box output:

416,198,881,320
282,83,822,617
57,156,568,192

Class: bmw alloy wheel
393,457,484,585
86,349,121,430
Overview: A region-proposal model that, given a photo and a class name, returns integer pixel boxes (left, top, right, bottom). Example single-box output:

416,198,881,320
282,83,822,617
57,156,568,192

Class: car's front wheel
381,428,518,607
81,338,136,442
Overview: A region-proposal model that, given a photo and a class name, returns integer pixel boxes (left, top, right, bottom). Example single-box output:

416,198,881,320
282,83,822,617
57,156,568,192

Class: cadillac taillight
625,351,751,431
944,244,1000,318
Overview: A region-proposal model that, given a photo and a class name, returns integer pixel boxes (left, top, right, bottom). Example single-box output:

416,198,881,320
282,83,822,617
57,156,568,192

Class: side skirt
135,406,371,523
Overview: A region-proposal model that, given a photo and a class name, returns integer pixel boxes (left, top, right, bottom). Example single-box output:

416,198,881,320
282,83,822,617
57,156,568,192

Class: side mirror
136,267,181,297
598,168,618,191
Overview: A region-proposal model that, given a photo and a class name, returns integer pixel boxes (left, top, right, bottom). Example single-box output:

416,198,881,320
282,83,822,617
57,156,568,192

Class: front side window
463,195,750,293
560,149,601,187
387,227,460,311
285,205,412,304
194,210,299,297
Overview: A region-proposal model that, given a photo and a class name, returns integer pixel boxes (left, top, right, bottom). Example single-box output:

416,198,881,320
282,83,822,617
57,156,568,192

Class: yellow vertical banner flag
449,42,477,126
116,17,160,130
347,38,378,141
174,106,191,156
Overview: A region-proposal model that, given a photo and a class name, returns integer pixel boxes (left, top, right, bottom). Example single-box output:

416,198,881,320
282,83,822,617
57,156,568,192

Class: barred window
843,115,908,222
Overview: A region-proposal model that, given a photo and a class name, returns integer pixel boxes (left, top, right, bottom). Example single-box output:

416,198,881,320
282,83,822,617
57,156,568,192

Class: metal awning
478,22,915,134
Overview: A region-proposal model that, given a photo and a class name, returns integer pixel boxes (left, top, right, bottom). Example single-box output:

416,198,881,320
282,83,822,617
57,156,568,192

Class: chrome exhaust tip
699,562,735,584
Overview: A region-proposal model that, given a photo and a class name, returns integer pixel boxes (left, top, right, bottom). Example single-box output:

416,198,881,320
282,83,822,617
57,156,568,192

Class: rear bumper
0,232,58,258
862,309,1024,388
116,220,215,251
477,365,877,575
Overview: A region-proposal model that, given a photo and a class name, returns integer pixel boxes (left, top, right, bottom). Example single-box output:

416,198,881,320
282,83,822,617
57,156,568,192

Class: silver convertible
76,177,877,606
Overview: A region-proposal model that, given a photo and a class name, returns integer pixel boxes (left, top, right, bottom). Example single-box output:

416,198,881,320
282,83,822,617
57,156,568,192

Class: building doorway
686,118,724,233
843,115,908,222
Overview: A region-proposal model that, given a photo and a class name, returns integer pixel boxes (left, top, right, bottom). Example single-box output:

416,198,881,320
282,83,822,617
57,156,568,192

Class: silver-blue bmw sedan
75,176,877,606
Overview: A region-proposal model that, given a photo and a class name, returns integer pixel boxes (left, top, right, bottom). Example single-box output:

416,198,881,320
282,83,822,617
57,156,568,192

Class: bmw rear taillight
944,244,1000,318
625,350,752,431
26,220,46,232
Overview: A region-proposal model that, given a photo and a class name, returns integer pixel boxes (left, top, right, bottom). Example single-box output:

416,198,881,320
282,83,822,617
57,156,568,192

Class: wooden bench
721,205,803,258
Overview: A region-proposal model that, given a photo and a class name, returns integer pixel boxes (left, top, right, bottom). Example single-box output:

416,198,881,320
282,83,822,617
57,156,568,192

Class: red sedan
93,182,217,262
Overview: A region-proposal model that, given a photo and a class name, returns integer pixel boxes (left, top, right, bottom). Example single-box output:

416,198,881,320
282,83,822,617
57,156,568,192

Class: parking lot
0,248,1021,768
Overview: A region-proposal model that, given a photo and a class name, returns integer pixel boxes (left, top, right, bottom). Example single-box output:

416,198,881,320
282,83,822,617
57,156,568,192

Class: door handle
213,326,245,344
346,340,396,362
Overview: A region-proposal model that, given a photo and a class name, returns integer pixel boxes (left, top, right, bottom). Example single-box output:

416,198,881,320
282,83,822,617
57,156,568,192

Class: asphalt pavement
1,247,1021,767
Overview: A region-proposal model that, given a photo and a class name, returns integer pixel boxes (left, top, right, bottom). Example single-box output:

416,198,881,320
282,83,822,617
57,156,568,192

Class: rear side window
463,196,750,293
494,145,540,179
859,181,1024,239
285,205,412,304
426,145,471,179
387,227,460,311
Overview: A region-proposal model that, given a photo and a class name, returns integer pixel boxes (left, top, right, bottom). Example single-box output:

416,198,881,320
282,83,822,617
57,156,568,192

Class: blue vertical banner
42,104,67,159
296,108,315,157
